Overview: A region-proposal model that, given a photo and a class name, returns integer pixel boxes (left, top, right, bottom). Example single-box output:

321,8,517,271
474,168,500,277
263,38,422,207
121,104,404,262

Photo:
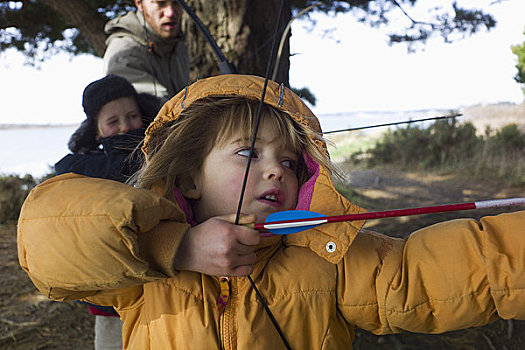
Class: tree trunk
42,0,107,57
183,0,291,85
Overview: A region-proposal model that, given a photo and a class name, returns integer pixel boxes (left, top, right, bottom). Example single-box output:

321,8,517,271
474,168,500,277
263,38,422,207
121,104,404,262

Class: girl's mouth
257,190,282,207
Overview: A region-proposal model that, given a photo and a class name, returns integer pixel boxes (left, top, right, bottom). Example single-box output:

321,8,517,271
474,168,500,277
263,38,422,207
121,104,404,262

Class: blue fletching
264,210,327,235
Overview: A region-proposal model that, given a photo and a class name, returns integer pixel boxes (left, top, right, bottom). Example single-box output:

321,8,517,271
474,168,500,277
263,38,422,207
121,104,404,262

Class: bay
0,125,78,178
0,109,449,177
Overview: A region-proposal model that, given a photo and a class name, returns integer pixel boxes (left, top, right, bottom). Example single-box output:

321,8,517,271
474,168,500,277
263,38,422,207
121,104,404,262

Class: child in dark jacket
54,74,160,350
55,74,161,182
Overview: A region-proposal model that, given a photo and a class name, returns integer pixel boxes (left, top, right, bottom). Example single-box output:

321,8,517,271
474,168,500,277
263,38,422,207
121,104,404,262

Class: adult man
103,0,190,101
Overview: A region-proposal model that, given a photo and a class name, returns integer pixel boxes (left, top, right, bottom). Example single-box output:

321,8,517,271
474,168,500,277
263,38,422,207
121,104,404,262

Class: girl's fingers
219,213,257,225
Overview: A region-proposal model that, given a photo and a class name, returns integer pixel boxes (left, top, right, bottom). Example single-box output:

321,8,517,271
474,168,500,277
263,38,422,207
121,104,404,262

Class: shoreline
0,123,79,130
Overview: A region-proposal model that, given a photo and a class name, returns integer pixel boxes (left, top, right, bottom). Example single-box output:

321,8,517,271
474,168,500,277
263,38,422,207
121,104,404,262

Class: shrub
351,120,525,186
0,174,37,224
0,170,55,224
488,123,525,151
363,118,482,168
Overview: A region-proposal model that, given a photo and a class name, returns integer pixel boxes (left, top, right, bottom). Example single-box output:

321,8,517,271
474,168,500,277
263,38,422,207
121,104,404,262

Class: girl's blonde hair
132,97,336,201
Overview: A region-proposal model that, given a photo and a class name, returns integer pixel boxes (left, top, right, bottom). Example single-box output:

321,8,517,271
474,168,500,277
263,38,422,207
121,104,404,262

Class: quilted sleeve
17,173,190,307
337,210,525,334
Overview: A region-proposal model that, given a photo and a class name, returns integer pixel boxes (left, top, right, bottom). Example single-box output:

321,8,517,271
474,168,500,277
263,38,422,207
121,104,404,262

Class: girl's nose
263,162,283,182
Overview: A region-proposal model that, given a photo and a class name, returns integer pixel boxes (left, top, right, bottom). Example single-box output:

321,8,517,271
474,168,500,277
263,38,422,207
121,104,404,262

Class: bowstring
233,0,291,348
234,3,285,225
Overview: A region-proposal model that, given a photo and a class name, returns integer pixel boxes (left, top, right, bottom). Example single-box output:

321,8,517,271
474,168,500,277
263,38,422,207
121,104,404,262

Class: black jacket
55,128,145,182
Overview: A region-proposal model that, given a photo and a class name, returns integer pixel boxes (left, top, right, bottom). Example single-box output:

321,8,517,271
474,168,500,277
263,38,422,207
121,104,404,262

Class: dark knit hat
82,75,138,120
68,92,162,153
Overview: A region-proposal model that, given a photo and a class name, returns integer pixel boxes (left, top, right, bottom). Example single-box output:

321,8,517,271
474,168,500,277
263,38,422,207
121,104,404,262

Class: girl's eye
281,159,297,170
236,148,257,158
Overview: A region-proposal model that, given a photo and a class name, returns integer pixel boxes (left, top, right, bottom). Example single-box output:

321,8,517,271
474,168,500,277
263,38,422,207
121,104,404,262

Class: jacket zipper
218,276,236,350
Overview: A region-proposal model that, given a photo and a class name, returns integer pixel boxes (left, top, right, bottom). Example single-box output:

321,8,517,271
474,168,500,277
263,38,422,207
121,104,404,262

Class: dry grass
461,102,525,134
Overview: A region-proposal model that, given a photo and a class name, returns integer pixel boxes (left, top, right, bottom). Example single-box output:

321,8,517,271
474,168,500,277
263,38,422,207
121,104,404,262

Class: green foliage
0,174,37,224
390,2,496,50
362,117,481,168
0,0,134,62
0,169,55,224
490,123,525,150
1,0,497,64
511,29,525,94
1,1,74,59
293,0,496,50
351,119,525,186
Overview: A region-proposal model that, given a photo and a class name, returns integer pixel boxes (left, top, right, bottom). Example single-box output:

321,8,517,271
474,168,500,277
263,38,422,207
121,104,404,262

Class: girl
18,74,525,349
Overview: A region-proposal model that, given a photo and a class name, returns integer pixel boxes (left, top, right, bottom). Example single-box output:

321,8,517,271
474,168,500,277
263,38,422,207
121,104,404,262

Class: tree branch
41,0,107,57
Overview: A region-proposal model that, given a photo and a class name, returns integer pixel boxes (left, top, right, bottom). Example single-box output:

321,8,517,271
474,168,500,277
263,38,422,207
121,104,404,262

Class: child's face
190,122,300,223
96,97,143,139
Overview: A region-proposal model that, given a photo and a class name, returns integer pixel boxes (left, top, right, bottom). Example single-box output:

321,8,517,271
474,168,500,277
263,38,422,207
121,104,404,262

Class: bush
351,120,525,186
0,174,36,224
0,170,55,224
488,123,525,151
362,118,482,168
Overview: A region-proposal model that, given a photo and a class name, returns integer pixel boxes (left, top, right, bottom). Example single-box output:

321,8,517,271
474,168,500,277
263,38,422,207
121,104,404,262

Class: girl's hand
172,214,260,276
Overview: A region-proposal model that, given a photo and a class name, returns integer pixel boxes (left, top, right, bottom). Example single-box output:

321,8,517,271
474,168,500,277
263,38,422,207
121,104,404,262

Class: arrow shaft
255,198,525,232
326,202,476,223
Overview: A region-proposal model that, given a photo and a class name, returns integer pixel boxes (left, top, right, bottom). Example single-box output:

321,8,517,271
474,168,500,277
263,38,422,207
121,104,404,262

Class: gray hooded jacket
103,11,190,101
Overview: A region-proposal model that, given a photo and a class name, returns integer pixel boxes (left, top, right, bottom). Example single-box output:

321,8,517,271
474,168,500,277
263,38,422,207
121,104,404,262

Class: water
317,109,451,134
0,109,450,177
0,125,78,177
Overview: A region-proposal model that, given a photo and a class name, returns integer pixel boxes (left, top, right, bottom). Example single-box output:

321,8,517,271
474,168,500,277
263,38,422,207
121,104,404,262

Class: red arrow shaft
254,198,525,231
325,202,476,224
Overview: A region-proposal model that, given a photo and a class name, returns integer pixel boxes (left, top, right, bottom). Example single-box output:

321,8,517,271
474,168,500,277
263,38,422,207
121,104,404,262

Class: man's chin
159,27,178,38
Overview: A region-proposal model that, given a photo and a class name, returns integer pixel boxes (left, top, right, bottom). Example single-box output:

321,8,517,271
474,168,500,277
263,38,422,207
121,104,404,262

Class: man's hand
173,214,260,276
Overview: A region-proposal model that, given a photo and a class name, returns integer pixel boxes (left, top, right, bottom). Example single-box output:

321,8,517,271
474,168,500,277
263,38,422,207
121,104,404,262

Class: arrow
254,198,525,235
323,113,462,135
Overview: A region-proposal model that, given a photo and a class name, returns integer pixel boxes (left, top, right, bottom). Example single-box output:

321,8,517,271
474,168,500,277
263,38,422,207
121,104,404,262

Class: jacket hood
143,74,325,156
143,74,366,264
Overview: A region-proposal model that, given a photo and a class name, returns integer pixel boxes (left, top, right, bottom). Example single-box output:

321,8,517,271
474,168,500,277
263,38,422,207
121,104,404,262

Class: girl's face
96,96,143,139
189,122,300,223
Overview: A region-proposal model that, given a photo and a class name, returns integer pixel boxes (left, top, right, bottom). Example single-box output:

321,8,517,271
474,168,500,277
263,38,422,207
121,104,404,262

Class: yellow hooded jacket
18,75,525,349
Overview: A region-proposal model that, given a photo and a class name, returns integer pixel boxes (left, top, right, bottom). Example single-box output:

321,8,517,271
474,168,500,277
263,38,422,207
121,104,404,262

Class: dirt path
348,167,522,204
1,166,524,349
0,225,94,350
342,165,524,236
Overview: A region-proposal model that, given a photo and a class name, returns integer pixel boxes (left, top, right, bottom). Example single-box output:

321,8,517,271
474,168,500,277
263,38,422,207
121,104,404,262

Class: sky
0,0,524,125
